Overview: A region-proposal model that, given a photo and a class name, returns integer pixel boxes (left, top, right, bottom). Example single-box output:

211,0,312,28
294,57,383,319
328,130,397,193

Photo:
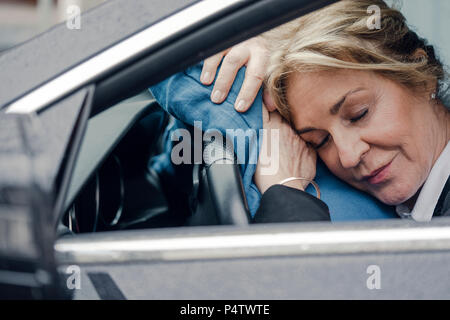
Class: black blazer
252,185,330,223
252,176,450,223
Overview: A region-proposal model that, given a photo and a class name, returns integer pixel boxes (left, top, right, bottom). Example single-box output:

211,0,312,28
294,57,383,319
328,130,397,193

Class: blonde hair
264,0,448,122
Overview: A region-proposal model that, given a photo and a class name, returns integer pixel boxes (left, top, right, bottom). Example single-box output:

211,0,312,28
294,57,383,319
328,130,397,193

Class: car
1,0,450,300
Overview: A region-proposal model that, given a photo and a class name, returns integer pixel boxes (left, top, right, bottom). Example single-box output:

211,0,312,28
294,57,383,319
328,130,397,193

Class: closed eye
313,134,330,150
350,109,368,123
311,109,368,150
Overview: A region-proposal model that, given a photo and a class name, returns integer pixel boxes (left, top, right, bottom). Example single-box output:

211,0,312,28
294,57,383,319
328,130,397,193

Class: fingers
210,48,249,104
200,51,226,85
234,52,267,112
201,36,269,109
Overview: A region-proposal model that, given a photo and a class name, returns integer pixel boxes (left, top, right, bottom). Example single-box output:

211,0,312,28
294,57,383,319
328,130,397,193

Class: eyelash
314,135,330,150
350,109,368,123
312,109,369,150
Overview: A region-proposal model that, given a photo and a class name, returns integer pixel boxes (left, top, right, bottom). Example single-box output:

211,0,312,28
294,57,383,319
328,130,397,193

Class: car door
1,0,450,300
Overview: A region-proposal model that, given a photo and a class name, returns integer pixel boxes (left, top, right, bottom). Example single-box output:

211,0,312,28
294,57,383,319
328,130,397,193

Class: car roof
0,0,198,109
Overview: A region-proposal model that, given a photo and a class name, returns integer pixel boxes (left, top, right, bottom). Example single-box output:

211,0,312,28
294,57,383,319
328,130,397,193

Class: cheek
367,105,408,146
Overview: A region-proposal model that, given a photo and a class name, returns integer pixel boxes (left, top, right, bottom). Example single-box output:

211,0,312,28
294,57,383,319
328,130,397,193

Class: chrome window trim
6,0,244,114
55,224,450,264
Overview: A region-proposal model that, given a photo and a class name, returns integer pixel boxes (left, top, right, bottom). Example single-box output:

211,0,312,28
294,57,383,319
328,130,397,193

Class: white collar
396,142,450,221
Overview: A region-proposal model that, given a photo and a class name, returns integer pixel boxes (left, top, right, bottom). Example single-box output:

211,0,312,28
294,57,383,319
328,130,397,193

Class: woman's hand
254,104,317,194
200,36,270,112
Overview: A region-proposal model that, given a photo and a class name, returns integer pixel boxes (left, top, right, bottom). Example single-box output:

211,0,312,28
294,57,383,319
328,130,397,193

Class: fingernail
201,71,210,84
236,99,246,111
212,90,222,103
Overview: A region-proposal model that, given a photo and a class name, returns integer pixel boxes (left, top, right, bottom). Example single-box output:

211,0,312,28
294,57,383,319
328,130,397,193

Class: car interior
59,88,252,235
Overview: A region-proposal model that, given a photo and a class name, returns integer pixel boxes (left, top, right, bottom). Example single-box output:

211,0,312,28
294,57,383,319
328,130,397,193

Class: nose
332,130,369,169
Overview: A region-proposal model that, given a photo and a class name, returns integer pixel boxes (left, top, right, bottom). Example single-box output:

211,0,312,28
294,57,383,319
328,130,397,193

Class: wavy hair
264,0,449,122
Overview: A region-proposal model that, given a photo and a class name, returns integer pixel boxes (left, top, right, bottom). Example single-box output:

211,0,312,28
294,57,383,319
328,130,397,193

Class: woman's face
286,70,447,205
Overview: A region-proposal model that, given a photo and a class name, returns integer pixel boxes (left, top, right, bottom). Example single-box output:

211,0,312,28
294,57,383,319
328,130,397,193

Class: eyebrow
294,87,365,135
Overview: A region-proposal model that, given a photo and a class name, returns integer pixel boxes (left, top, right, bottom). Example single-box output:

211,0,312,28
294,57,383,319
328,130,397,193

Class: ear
263,88,277,112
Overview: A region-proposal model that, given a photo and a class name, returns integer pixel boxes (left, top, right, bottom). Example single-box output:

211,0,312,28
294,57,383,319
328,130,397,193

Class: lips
364,160,393,185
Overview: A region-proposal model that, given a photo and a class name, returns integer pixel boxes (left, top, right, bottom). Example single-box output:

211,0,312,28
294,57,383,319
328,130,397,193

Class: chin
376,193,407,206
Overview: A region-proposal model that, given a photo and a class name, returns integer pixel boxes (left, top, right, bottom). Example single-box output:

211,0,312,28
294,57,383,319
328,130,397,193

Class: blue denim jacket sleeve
150,63,397,221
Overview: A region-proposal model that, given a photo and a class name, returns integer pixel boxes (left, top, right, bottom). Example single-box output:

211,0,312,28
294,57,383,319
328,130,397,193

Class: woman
202,0,450,222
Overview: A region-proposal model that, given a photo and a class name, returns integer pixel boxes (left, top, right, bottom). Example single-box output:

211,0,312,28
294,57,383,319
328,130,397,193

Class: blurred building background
400,0,450,70
0,0,449,67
